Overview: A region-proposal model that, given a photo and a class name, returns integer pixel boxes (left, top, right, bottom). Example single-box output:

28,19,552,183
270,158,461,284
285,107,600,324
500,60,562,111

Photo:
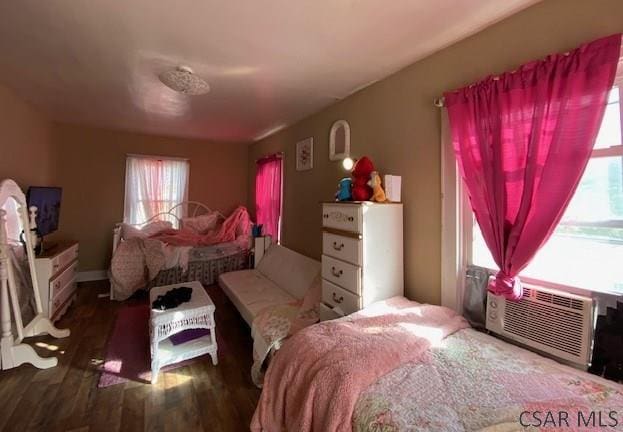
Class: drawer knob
332,242,344,251
332,292,344,304
331,266,343,277
323,214,329,219
347,216,354,221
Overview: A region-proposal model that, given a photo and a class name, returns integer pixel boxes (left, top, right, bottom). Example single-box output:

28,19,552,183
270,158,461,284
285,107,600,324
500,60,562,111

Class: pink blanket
250,297,469,432
150,206,250,247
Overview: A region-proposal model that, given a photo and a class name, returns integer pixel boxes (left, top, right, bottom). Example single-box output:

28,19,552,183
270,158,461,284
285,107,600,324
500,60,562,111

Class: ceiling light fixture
158,65,210,95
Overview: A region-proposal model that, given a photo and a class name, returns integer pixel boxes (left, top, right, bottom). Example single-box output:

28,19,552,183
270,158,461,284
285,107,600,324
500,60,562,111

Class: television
26,186,62,237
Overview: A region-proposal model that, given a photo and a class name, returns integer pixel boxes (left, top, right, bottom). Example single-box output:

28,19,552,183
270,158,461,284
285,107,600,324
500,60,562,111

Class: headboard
112,201,226,253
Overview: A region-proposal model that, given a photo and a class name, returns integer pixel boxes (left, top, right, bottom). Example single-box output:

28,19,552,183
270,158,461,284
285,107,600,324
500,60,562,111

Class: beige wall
0,84,54,189
52,124,248,271
248,0,623,305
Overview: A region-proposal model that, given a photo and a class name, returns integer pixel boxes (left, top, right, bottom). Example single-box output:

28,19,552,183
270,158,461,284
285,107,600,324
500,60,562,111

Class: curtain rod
126,153,190,161
434,49,580,108
256,152,284,162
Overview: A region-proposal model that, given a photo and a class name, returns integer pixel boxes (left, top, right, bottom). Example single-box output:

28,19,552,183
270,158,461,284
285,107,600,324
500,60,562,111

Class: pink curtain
445,34,621,300
255,154,283,241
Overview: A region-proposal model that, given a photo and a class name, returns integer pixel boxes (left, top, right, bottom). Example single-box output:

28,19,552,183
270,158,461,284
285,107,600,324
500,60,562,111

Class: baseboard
77,270,109,282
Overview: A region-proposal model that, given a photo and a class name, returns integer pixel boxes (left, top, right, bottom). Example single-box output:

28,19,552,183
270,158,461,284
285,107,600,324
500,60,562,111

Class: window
255,154,283,242
471,86,623,294
123,155,189,226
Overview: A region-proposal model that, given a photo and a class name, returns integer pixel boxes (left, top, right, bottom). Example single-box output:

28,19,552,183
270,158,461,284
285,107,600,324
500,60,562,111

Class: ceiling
0,0,539,142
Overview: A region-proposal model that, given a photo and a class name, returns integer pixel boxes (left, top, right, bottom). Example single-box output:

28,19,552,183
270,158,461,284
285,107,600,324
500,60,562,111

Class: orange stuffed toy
368,171,388,202
351,156,374,201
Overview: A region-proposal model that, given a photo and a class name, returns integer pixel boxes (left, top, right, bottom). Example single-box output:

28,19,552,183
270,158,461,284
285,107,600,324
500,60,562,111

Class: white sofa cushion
256,244,321,300
219,269,295,326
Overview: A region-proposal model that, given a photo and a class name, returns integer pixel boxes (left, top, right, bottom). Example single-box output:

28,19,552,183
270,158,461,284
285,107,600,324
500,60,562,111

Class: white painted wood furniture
34,241,79,322
149,280,217,384
319,202,404,321
0,179,70,371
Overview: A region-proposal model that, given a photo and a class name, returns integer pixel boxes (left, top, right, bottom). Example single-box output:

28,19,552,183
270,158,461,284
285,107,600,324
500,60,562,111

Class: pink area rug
98,304,221,387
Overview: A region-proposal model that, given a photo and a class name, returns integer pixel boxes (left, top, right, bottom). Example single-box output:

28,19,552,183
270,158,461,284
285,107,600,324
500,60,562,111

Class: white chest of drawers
34,241,79,322
319,202,403,321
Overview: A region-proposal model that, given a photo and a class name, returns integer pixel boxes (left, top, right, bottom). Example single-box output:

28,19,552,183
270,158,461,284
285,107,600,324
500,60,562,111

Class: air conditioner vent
486,286,593,367
525,286,584,311
504,300,583,356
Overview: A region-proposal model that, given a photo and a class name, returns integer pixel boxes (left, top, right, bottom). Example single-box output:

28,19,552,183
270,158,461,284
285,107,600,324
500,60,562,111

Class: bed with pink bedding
110,206,251,300
252,297,623,432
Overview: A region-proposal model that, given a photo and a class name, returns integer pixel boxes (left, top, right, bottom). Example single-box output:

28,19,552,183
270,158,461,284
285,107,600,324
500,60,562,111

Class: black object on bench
151,286,193,311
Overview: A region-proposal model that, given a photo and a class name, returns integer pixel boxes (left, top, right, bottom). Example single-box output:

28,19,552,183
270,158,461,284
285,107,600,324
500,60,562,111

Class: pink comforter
150,206,250,247
251,296,469,432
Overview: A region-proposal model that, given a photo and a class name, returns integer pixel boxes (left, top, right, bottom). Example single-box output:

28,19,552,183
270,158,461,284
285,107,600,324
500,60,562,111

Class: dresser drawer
50,279,76,320
322,204,362,233
51,243,79,276
319,302,344,321
60,243,79,268
322,232,362,266
50,261,78,300
321,255,361,295
322,279,361,315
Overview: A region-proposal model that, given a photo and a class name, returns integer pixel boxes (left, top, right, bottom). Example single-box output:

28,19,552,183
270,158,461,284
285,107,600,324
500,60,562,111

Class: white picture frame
329,120,351,161
296,137,314,171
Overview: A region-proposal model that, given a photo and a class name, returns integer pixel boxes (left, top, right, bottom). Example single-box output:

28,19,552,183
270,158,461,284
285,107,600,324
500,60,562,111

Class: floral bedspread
354,328,623,431
250,301,318,387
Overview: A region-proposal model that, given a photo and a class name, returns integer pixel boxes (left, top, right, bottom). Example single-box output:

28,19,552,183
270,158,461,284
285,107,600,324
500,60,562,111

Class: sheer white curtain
123,155,189,225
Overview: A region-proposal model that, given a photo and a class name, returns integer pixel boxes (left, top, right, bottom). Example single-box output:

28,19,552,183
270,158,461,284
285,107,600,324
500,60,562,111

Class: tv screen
26,187,62,237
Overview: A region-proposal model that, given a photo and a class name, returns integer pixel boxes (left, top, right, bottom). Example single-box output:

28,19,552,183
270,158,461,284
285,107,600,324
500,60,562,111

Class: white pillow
142,220,173,236
121,220,173,240
182,213,220,234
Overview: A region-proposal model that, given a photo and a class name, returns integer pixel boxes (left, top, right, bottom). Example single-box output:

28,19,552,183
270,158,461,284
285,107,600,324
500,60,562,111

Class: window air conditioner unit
486,285,594,368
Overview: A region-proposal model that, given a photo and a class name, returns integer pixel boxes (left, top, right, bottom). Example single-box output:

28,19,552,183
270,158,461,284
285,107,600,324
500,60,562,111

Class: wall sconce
342,157,355,171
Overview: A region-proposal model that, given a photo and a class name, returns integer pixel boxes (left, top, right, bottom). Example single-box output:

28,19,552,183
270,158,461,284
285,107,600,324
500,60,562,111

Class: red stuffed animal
351,156,375,201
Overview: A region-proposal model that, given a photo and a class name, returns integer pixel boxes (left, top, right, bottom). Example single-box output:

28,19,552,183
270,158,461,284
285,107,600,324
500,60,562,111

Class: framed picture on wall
296,137,314,171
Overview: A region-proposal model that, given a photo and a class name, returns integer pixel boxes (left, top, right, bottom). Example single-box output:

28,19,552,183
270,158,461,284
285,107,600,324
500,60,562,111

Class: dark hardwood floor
0,281,261,432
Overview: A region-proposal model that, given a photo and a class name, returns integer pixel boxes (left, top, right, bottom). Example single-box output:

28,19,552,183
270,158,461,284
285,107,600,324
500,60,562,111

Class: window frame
123,154,190,226
468,79,623,294
558,85,623,232
441,81,623,310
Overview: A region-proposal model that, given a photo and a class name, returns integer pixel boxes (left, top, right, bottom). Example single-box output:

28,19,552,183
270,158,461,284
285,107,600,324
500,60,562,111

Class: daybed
218,244,320,326
109,201,251,300
219,244,321,386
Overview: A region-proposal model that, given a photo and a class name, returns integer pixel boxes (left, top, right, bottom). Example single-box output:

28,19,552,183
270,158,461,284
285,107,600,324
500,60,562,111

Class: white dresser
34,241,79,322
319,202,403,321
